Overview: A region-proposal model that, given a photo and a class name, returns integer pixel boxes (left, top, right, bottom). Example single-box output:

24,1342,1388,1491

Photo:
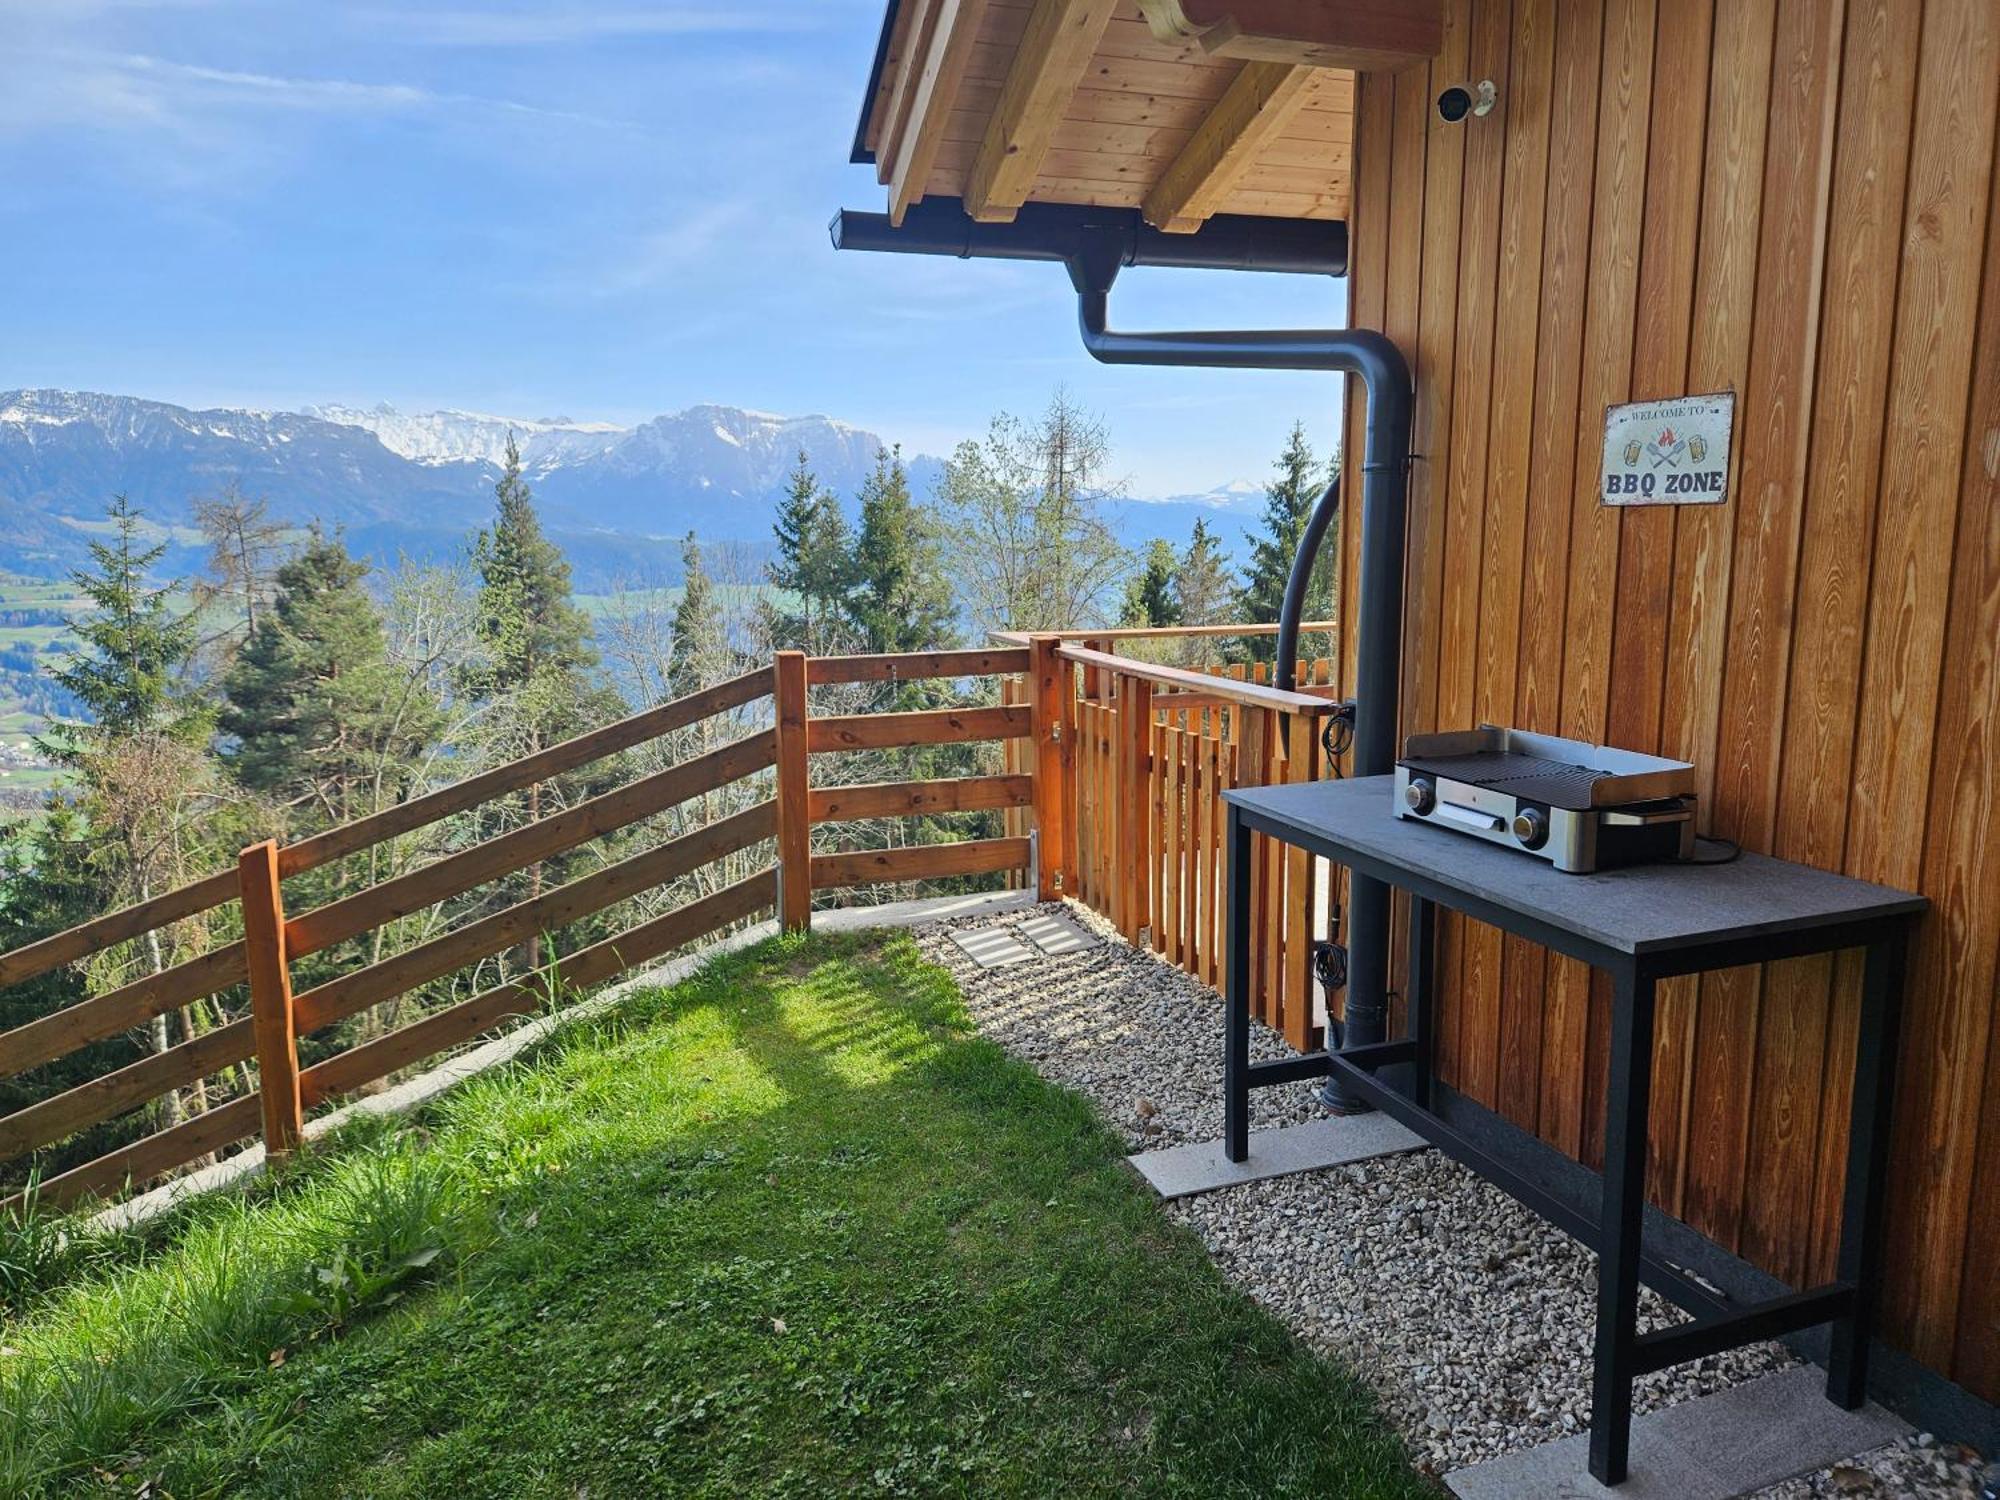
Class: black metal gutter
832,196,1411,1109
831,198,1348,276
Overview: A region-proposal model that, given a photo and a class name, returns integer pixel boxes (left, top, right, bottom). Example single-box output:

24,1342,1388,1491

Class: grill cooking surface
1400,750,1608,810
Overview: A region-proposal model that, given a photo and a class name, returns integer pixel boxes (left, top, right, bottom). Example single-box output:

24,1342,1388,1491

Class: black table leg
1827,929,1909,1408
1590,963,1658,1486
1224,803,1253,1164
1407,894,1436,1110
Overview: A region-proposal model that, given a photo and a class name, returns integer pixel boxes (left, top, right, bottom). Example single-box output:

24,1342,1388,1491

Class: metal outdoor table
1221,775,1926,1486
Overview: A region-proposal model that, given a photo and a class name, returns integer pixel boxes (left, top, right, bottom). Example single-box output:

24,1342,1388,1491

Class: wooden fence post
238,839,303,1157
774,651,811,933
1028,635,1071,901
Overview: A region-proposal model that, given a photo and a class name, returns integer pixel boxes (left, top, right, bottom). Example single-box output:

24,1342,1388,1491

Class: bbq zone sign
1599,392,1734,506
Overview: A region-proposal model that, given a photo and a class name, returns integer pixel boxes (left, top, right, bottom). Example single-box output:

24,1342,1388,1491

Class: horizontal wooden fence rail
272,668,773,879
811,837,1033,890
298,872,775,1110
0,670,783,1214
0,669,774,994
283,730,776,960
2,941,249,1080
293,802,777,1039
807,774,1032,822
805,705,1031,752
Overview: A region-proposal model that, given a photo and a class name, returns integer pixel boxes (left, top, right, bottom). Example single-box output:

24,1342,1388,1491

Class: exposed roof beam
963,0,1122,224
870,0,937,172
887,0,990,226
1143,60,1318,232
1136,0,1443,71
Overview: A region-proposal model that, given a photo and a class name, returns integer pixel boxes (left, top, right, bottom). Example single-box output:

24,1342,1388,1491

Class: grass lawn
1,932,1428,1498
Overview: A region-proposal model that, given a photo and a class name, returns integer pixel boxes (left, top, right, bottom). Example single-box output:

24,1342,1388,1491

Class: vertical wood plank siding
1342,0,2000,1399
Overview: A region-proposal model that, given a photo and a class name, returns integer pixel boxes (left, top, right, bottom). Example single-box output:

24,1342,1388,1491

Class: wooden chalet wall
1337,0,1999,1401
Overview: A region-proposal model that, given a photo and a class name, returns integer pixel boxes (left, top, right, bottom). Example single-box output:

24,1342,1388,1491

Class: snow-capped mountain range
0,389,1259,586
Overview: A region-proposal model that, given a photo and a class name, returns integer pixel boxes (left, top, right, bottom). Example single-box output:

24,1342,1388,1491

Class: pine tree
670,533,730,697
766,450,853,653
849,446,956,654
220,534,441,830
43,496,203,760
1236,423,1338,661
1120,538,1182,627
462,438,624,973
38,497,218,1131
1175,518,1236,627
465,436,601,706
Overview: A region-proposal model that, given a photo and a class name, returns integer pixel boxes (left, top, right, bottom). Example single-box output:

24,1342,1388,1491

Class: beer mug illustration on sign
1624,439,1642,467
1689,435,1707,463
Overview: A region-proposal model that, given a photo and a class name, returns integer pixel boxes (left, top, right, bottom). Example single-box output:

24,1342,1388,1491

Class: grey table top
1225,776,1926,959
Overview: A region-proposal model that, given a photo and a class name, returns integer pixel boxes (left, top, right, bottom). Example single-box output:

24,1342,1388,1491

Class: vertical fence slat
238,839,302,1157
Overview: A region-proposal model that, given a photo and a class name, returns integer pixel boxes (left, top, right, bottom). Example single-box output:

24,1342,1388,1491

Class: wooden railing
1,629,1338,1213
1011,626,1344,1053
1,648,1032,1212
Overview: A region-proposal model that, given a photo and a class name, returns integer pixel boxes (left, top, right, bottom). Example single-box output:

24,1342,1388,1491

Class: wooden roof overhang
850,1,1441,233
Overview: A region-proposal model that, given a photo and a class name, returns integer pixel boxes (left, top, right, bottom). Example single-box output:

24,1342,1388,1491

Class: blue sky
0,1,1349,496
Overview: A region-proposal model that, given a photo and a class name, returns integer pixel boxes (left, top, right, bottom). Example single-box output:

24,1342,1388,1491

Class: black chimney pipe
1072,272,1411,1108
832,200,1413,1109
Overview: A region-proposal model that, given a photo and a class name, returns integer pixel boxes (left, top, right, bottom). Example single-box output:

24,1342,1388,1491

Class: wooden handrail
1053,644,1337,715
284,730,776,961
807,647,1029,683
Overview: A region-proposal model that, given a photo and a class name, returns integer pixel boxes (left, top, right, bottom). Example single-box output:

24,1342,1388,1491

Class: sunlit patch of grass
4,932,1429,1499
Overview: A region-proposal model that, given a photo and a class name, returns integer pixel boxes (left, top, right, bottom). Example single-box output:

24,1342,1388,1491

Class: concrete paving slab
1018,908,1098,956
1128,1113,1427,1199
949,926,1037,967
1444,1365,1910,1499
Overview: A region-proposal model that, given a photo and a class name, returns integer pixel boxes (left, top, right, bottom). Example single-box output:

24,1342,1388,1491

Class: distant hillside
0,391,941,587
0,390,1264,588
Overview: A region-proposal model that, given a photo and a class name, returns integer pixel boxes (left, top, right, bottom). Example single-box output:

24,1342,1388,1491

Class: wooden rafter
1143,61,1318,232
1136,0,1442,71
963,0,1121,223
883,0,990,225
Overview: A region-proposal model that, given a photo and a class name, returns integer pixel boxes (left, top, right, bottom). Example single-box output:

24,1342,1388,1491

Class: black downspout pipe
831,204,1412,1109
1072,265,1411,1111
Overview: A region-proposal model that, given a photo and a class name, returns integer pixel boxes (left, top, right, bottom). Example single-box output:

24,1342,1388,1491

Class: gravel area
916,901,1986,1499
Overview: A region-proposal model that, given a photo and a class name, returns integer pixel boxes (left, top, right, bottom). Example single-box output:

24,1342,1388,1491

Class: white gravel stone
915,901,1985,1498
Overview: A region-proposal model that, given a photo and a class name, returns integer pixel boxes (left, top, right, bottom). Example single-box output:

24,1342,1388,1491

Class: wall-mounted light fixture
1437,79,1499,122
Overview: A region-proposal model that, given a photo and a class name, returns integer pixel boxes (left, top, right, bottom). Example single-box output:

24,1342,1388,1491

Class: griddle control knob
1404,777,1435,815
1512,807,1549,849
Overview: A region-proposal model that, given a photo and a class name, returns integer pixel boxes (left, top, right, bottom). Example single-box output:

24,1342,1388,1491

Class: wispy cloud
0,50,628,132
368,7,811,47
